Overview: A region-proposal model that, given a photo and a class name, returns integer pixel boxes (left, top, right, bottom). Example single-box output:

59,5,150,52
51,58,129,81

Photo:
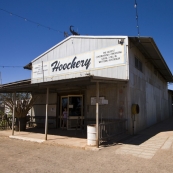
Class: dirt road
0,134,173,173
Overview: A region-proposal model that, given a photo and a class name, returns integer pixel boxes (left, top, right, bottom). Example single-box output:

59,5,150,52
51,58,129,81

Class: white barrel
87,124,96,146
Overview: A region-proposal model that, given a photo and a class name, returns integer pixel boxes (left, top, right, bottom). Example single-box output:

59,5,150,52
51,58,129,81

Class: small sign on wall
95,45,124,68
69,105,73,108
51,108,55,112
91,97,108,105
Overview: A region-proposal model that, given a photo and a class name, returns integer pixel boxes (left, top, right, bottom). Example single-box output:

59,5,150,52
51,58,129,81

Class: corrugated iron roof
129,37,173,82
0,76,127,93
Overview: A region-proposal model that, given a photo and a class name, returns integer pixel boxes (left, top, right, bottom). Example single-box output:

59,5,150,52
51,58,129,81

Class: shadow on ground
25,116,173,147
25,127,87,139
99,116,173,147
122,116,173,145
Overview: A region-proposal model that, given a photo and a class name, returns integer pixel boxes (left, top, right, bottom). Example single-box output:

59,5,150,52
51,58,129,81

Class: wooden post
45,87,49,140
96,82,99,148
12,92,16,135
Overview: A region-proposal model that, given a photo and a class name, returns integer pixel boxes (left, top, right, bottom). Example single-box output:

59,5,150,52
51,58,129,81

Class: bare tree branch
1,93,39,118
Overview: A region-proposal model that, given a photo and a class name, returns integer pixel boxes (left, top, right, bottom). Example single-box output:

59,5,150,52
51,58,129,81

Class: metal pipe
45,87,49,140
96,82,99,148
12,92,16,135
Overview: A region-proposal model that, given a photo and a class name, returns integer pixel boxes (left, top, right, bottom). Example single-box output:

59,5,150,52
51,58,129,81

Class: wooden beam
12,92,16,135
96,82,99,148
45,87,49,140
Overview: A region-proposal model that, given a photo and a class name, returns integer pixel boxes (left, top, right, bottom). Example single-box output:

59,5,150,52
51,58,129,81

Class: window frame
135,57,143,72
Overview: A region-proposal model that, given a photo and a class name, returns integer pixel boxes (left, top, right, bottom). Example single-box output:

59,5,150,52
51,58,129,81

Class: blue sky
0,0,173,89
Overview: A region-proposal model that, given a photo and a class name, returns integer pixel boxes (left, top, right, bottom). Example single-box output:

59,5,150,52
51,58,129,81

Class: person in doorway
62,107,68,129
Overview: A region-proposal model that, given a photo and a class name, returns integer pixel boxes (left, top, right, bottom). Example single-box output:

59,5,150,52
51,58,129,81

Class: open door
60,95,83,130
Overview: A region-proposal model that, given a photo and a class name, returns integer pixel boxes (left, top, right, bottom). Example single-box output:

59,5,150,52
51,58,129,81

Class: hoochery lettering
51,56,91,72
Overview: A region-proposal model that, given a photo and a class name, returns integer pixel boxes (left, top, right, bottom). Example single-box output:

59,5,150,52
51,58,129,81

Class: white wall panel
47,49,54,61
32,38,128,83
37,54,48,63
32,37,126,65
58,43,67,58
66,39,75,56
53,47,59,60
80,38,90,52
89,39,96,51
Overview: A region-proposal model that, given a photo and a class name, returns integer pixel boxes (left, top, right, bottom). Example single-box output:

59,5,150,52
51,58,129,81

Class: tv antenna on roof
64,32,69,38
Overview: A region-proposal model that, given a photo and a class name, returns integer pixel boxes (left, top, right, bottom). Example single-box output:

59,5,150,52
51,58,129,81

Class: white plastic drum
87,124,96,146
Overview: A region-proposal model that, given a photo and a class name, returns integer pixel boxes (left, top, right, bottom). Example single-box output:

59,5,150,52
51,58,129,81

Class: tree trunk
15,117,26,131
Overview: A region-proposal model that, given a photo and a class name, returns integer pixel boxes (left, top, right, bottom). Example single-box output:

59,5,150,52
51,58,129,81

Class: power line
134,0,140,38
0,8,64,34
0,66,23,68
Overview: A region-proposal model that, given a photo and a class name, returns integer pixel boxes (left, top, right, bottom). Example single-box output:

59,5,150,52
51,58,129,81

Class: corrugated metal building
1,36,173,139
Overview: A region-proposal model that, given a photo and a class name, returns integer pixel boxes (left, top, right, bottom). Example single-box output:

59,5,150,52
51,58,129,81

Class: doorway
60,95,83,130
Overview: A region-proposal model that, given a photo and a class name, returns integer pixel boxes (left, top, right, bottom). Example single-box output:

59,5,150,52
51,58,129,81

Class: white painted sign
69,105,73,108
50,52,93,76
91,97,105,105
95,45,124,68
32,45,125,79
32,62,49,79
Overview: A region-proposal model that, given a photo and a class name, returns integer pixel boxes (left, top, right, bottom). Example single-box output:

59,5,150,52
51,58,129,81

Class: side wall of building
128,41,169,134
168,90,173,117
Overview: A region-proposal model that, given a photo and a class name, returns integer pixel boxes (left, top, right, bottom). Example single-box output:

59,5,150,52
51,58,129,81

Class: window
135,57,142,72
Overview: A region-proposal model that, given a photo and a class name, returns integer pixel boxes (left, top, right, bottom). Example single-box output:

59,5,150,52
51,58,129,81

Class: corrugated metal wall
33,38,121,62
32,93,57,117
31,37,129,83
85,83,128,125
168,91,173,117
128,40,169,134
